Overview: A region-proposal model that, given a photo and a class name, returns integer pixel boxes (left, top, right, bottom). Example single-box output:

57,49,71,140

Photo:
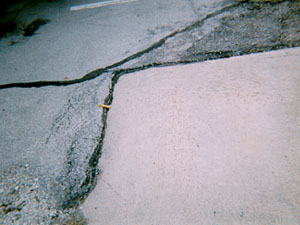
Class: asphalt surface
0,0,300,224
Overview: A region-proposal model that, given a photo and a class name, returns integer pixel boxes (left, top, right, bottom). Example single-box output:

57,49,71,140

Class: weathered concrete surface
0,0,205,223
1,0,300,223
82,47,300,224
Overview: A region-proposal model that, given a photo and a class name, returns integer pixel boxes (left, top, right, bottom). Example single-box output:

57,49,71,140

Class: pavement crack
0,68,107,89
79,36,300,199
41,36,300,209
2,0,299,217
100,39,300,79
1,200,26,215
0,0,298,91
0,2,241,90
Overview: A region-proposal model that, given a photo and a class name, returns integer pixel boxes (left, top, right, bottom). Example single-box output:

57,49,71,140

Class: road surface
82,47,300,225
0,0,299,223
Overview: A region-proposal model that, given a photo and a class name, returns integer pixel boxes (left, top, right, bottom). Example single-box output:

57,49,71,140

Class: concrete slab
82,47,300,224
1,1,300,223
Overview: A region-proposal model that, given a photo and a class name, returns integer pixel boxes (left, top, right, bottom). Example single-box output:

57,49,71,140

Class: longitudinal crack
0,0,298,91
0,2,242,90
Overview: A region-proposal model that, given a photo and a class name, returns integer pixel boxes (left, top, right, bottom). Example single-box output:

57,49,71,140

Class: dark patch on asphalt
0,17,50,39
0,21,18,38
0,0,299,91
1,0,300,218
0,0,27,38
0,2,242,89
0,2,247,88
23,18,50,36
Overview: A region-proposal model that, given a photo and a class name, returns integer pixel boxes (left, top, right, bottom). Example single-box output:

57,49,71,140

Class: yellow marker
98,103,111,109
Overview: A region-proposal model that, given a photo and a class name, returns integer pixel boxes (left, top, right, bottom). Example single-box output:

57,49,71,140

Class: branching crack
1,0,298,91
0,0,297,91
0,2,242,90
69,0,300,208
2,0,300,213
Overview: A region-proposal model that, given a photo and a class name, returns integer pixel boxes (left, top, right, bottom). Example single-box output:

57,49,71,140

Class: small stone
15,213,22,220
34,196,40,203
49,211,58,219
1,202,8,207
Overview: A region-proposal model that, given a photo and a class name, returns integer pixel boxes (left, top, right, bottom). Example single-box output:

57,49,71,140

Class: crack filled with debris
63,0,300,213
1,0,300,223
62,41,300,210
2,0,297,90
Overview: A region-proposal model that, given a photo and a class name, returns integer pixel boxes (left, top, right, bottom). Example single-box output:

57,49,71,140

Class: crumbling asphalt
0,0,300,224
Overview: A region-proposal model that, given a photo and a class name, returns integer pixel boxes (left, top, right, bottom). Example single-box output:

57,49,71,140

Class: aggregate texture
0,0,300,223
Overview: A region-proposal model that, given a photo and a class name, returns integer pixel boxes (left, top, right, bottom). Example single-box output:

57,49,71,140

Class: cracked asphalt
0,0,300,223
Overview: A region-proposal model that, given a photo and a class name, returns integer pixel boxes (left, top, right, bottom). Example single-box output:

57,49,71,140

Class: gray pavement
0,0,300,223
1,0,204,223
0,0,202,83
82,47,300,225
